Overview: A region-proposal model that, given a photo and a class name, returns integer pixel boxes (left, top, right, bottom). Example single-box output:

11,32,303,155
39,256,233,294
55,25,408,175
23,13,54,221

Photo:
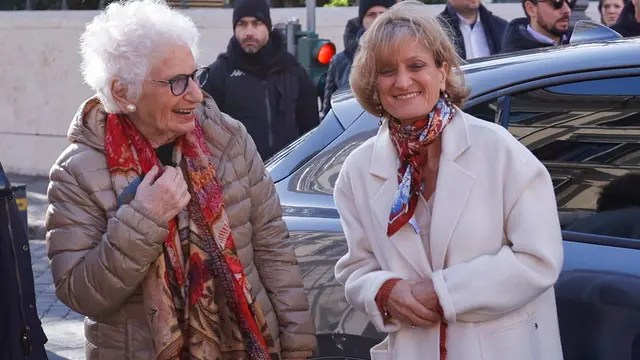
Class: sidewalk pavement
31,240,85,360
7,173,49,240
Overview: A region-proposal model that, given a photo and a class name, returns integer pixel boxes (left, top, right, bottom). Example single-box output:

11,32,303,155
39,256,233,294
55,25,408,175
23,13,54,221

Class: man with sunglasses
203,0,320,161
501,0,575,54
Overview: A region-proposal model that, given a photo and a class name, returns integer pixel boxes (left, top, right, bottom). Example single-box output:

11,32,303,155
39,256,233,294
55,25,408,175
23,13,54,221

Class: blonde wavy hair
349,0,470,117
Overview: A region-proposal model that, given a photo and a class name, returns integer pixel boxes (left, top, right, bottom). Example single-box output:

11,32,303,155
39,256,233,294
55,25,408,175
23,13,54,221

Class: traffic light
275,19,336,101
297,35,336,100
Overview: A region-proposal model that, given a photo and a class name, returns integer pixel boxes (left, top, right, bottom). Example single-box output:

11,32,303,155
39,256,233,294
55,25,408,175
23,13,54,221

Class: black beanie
233,0,272,30
359,0,396,25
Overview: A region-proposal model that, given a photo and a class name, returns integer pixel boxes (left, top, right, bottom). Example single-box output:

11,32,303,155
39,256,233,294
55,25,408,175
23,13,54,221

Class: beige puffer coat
45,96,316,360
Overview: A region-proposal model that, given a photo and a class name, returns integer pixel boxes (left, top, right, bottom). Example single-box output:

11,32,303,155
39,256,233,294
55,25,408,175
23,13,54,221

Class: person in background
611,0,640,36
342,0,401,54
203,0,319,161
437,0,508,60
45,0,316,359
501,0,574,53
322,0,394,116
343,16,361,52
0,161,48,360
334,1,564,359
599,0,625,26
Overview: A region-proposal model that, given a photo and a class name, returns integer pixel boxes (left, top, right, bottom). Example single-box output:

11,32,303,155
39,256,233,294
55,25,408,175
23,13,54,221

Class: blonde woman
333,1,564,359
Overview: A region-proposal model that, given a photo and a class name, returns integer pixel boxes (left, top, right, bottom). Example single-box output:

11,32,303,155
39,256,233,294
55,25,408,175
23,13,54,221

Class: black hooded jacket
343,16,361,52
203,29,319,161
437,4,508,59
612,2,640,37
500,17,570,54
322,27,363,116
0,162,48,360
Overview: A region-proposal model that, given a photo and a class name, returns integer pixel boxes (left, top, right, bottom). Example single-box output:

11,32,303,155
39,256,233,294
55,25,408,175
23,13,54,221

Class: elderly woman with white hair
334,1,564,359
45,1,316,359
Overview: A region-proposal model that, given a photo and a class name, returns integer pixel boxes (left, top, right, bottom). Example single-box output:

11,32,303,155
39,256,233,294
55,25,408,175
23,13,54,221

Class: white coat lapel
430,110,475,271
370,121,431,278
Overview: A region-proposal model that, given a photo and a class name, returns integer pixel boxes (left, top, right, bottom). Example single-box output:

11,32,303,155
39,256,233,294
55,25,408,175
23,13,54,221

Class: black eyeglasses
151,67,209,96
538,0,576,10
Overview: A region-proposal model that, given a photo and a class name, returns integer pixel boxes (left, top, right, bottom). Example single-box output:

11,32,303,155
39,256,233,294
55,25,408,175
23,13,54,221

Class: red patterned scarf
105,113,277,360
388,97,454,359
387,96,455,237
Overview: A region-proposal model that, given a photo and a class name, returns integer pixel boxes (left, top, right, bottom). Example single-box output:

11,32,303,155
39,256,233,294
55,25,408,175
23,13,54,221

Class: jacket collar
67,93,224,153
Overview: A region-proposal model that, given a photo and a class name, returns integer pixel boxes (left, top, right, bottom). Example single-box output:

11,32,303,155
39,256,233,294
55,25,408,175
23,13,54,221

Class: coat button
29,304,34,309
22,245,28,252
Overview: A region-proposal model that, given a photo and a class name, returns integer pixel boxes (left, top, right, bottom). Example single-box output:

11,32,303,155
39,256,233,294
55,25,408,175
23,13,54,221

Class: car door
488,73,640,360
285,70,640,360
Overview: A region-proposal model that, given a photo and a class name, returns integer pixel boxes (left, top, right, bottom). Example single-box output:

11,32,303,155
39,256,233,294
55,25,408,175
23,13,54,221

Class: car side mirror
569,20,623,44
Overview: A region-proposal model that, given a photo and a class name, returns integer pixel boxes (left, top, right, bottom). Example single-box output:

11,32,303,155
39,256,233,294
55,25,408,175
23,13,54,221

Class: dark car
266,25,640,360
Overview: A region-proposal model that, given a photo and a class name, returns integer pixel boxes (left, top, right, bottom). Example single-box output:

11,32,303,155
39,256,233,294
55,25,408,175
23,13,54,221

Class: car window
505,76,640,235
465,99,500,123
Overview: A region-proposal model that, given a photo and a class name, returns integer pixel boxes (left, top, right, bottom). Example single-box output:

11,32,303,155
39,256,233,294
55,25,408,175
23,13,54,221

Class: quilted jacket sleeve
46,145,168,318
243,131,317,359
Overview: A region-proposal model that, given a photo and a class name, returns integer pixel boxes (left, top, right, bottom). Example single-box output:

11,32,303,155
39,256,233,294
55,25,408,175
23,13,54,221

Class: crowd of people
323,0,640,113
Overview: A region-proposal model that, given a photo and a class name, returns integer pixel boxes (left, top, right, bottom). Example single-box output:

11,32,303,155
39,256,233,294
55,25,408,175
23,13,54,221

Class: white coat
333,109,565,360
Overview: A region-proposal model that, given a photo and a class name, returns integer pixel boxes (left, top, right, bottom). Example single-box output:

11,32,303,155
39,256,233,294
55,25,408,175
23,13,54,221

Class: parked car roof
331,37,640,124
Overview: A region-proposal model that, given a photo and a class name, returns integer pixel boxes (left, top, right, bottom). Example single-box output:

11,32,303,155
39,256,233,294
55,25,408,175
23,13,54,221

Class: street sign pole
571,0,591,27
286,17,299,56
306,0,316,33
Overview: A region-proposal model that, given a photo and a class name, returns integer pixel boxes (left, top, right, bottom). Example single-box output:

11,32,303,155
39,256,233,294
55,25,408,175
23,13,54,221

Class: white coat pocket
478,310,541,360
370,336,392,360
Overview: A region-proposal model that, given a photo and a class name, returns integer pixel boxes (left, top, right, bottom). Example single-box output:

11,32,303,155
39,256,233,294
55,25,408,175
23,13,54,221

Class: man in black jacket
612,0,640,37
323,0,394,116
342,0,400,53
343,17,360,53
203,0,319,161
0,162,48,360
437,0,508,60
501,0,574,53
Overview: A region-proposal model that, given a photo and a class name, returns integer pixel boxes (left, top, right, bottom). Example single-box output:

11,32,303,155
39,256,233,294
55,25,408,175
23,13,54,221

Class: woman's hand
386,280,441,327
411,277,443,316
134,165,191,224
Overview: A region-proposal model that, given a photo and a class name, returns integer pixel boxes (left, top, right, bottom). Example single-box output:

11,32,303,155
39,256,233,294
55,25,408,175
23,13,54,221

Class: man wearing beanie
342,0,398,52
203,0,320,161
326,0,394,116
437,0,508,60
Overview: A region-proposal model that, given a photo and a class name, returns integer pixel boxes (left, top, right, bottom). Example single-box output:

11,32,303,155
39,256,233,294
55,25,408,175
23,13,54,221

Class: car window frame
489,69,640,241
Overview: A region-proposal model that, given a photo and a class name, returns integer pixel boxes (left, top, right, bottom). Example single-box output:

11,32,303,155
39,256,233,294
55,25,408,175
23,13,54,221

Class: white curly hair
79,0,200,113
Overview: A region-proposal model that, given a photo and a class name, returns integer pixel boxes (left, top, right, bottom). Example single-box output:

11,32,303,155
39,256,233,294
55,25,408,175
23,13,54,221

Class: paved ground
31,240,85,360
